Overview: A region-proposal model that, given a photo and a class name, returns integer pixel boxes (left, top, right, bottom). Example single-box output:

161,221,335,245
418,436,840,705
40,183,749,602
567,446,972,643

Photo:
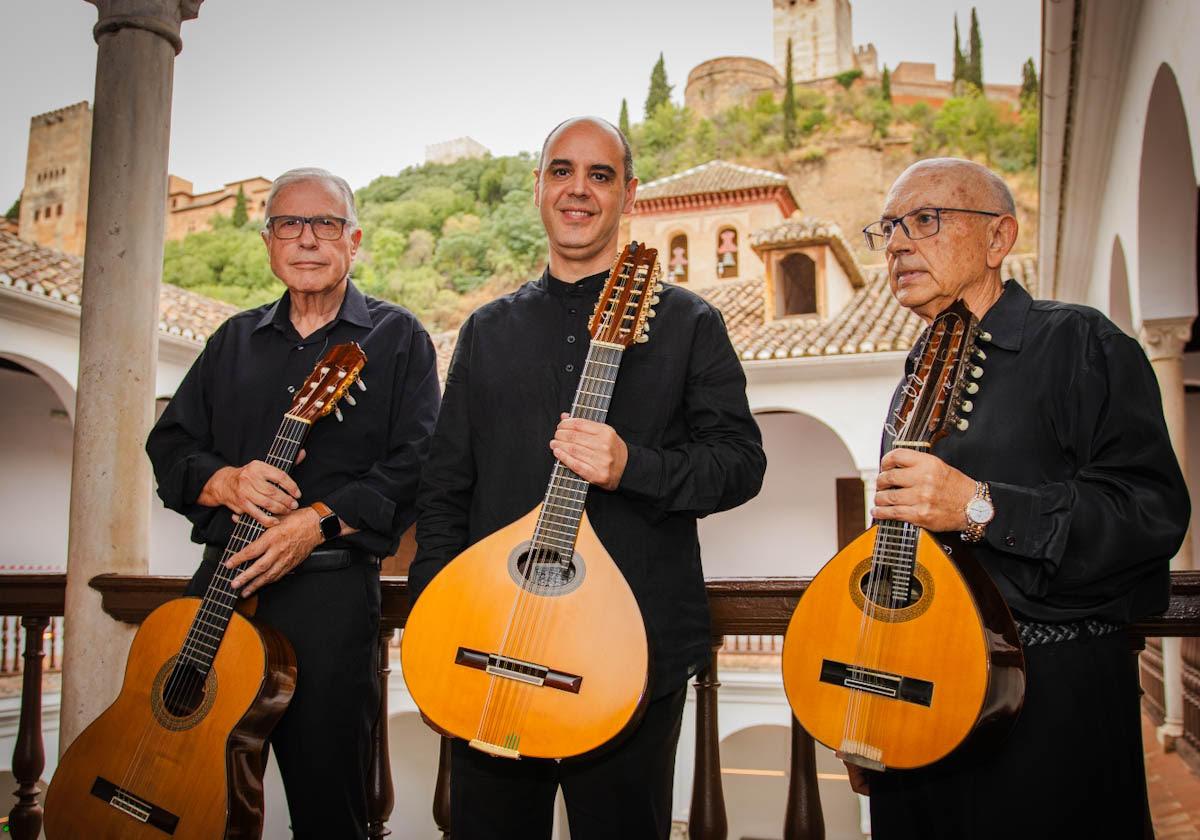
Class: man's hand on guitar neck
872,448,975,532
199,452,307,528
549,414,628,491
225,506,324,597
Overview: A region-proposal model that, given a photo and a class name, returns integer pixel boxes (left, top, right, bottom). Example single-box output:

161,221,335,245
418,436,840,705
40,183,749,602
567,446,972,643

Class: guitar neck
530,341,625,555
870,440,926,602
181,413,312,672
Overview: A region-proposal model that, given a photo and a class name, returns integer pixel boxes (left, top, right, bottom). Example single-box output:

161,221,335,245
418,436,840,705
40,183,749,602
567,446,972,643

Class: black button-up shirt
147,280,441,558
409,269,767,694
888,280,1190,623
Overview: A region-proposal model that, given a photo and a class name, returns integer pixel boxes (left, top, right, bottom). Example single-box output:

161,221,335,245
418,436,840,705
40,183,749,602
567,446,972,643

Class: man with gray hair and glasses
148,167,440,836
849,157,1188,837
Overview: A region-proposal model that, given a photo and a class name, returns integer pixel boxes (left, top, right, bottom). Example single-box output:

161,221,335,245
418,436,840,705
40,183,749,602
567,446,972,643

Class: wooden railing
5,572,1200,840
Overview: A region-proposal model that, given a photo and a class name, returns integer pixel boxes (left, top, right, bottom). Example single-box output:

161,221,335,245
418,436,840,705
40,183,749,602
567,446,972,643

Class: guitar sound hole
515,550,577,589
859,572,924,609
161,661,207,718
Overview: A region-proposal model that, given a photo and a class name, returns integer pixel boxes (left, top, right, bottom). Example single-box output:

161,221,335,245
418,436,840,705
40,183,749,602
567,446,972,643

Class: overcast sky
0,0,1039,204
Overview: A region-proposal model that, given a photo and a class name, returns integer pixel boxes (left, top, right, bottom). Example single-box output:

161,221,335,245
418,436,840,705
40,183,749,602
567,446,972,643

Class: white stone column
1140,316,1194,750
860,468,878,526
60,0,203,750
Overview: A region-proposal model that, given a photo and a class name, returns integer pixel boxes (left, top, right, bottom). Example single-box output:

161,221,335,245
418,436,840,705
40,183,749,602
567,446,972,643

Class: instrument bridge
90,776,179,834
820,659,934,707
455,647,582,693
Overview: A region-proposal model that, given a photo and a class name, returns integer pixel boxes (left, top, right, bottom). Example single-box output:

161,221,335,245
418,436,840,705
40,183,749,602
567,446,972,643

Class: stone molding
1140,316,1195,361
86,0,203,54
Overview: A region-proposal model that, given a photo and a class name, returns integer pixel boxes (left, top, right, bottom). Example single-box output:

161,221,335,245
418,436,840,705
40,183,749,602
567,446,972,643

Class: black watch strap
311,501,340,541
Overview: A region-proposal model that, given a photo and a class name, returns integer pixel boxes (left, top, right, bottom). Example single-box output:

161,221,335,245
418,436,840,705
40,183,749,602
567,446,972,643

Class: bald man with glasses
148,168,440,837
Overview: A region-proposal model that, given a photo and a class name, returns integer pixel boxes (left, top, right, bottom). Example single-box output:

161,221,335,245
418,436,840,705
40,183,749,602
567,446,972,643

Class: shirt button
287,385,295,393
1005,534,1016,547
568,308,578,315
565,364,574,372
567,335,576,344
296,344,304,350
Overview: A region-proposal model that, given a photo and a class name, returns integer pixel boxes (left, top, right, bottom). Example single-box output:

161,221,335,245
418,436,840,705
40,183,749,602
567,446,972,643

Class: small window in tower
717,227,739,279
668,234,689,283
34,209,40,222
57,204,63,217
778,253,818,317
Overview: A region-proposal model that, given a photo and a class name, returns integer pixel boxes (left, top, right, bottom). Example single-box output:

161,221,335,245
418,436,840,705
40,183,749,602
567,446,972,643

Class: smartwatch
311,501,341,542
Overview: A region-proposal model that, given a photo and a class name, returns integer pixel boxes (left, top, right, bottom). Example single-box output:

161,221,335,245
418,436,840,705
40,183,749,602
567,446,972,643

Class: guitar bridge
90,776,180,835
820,659,934,707
455,647,582,693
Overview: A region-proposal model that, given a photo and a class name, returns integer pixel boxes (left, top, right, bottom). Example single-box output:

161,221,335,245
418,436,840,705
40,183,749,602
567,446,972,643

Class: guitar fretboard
178,414,311,673
869,440,925,606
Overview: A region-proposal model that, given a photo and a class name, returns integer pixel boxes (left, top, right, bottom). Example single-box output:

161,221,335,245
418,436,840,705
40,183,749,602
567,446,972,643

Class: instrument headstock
589,242,662,348
890,301,989,447
287,342,368,424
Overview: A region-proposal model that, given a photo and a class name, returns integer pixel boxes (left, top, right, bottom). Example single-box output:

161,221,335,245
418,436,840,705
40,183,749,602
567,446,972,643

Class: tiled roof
698,253,1039,360
750,215,867,288
636,160,790,202
0,230,237,343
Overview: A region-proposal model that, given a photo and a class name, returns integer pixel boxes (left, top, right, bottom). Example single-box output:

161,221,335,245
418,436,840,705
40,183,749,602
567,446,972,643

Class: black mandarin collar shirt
887,280,1190,623
147,280,441,558
410,268,767,694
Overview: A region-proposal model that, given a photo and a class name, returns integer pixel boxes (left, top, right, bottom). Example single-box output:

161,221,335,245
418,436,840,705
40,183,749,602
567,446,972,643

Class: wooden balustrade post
9,616,49,840
433,735,452,837
784,715,824,840
689,639,727,840
367,626,396,839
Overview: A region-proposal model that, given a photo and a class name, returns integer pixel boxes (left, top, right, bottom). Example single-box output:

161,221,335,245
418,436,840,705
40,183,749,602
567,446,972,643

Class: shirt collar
977,279,1031,352
535,267,610,298
254,277,372,333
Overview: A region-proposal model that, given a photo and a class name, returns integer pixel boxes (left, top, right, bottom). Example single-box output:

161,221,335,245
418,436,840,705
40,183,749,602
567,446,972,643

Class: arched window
668,234,689,283
33,209,40,222
717,227,739,279
56,204,63,217
778,253,817,316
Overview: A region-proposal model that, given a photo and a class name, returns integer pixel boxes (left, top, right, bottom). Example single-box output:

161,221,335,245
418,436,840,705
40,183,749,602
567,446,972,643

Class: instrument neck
181,414,311,673
531,341,625,555
871,440,927,588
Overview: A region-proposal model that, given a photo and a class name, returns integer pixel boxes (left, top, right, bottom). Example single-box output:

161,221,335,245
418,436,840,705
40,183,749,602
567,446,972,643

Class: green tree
644,52,672,118
231,185,248,228
834,68,863,90
783,38,797,146
952,14,965,83
4,197,19,221
1020,57,1039,110
881,64,892,102
966,8,984,89
619,98,630,137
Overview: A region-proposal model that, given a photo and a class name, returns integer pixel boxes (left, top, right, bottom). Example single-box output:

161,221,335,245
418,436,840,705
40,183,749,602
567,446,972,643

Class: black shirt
147,280,441,558
887,280,1190,623
409,268,767,694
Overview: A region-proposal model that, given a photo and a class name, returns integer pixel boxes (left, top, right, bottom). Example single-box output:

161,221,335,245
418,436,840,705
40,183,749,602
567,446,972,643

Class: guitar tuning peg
960,400,973,413
344,393,356,407
651,295,661,305
636,334,649,344
974,348,987,361
641,326,649,336
970,365,984,379
979,330,992,343
646,309,656,318
356,378,367,392
965,381,980,395
334,407,344,422
956,418,970,431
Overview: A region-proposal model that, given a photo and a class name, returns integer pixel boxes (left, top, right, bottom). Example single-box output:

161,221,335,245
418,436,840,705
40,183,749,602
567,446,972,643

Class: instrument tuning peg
956,418,970,431
961,400,973,413
647,309,656,318
636,334,649,344
974,348,987,361
651,295,661,305
344,393,356,407
970,365,984,379
356,378,367,392
979,330,992,343
334,407,344,422
965,381,980,395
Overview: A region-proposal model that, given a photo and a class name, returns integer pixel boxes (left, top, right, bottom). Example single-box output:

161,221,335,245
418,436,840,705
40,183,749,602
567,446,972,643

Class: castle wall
19,102,92,256
773,0,855,82
685,57,783,120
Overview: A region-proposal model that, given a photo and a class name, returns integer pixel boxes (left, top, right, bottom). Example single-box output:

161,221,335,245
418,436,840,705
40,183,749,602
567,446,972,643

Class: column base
1157,721,1183,751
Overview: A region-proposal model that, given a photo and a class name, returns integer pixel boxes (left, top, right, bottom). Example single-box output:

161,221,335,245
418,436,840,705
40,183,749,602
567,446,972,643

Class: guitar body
782,526,1024,770
45,598,296,839
402,505,649,759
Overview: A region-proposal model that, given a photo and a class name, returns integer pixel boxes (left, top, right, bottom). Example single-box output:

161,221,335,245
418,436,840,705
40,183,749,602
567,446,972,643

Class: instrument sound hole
859,572,924,609
161,660,207,718
515,550,577,589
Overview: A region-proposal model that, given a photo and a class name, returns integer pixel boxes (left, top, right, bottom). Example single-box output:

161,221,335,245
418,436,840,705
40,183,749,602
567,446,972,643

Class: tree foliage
881,65,892,103
231,185,248,228
966,8,984,89
1020,58,1039,111
644,53,673,118
4,197,19,221
783,38,797,146
834,68,863,90
619,98,630,138
952,14,965,83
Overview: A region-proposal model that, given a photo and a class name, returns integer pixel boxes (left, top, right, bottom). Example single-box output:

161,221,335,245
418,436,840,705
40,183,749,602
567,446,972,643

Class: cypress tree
1020,58,1039,110
232,185,248,227
967,8,984,89
952,14,965,83
644,52,673,118
783,38,797,146
619,98,630,137
881,64,892,102
4,197,19,221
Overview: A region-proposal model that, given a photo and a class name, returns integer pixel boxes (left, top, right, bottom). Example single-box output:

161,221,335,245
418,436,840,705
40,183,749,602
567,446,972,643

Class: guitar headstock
589,242,662,348
890,301,989,447
287,342,368,424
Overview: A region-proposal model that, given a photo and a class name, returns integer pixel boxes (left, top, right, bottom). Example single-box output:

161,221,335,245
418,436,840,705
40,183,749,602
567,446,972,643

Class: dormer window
778,253,818,316
717,227,739,279
669,233,689,283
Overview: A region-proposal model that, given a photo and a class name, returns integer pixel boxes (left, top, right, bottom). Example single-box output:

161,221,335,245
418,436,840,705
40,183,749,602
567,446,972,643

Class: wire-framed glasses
266,215,350,240
862,207,1001,251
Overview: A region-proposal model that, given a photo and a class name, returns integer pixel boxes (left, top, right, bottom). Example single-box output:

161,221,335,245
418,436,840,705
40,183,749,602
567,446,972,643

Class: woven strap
1017,618,1122,647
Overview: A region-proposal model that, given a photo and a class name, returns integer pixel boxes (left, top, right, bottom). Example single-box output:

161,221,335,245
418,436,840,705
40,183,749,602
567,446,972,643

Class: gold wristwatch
961,481,994,543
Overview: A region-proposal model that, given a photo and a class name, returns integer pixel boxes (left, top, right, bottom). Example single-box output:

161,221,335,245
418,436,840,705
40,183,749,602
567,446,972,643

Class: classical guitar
401,243,661,760
45,342,367,839
781,301,1025,771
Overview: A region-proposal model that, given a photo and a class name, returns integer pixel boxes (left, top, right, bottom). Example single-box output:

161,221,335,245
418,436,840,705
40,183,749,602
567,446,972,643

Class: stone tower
19,102,93,256
773,0,855,82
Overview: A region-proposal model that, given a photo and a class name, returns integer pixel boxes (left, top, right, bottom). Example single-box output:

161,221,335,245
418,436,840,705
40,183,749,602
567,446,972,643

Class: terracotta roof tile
0,230,237,343
636,160,790,202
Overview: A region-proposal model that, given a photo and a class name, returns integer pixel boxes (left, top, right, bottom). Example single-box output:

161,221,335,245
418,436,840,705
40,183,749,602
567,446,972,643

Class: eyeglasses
862,207,1001,251
266,215,350,241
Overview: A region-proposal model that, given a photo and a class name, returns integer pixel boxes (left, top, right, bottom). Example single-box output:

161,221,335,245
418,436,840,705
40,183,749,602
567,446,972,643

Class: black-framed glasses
862,207,1001,251
266,215,350,241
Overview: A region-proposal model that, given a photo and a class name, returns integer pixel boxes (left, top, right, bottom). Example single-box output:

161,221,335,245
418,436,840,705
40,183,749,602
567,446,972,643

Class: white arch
0,352,76,423
1108,236,1134,336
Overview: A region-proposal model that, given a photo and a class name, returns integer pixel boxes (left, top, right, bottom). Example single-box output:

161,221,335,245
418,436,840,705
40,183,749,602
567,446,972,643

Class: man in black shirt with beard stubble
408,117,766,839
856,157,1189,838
